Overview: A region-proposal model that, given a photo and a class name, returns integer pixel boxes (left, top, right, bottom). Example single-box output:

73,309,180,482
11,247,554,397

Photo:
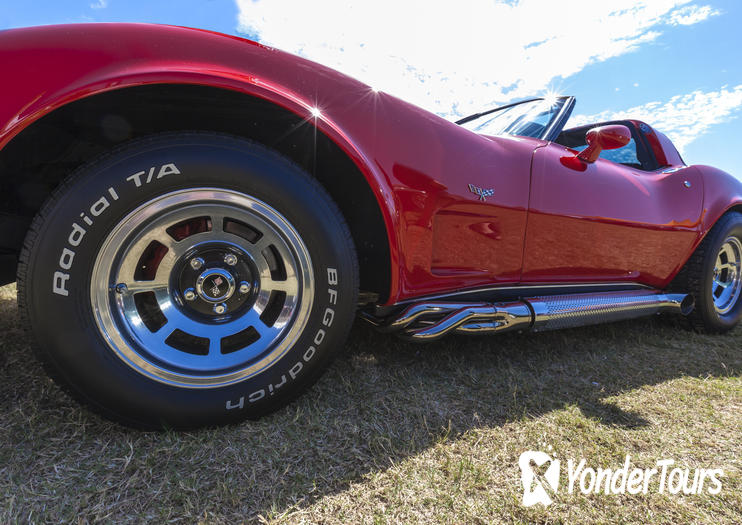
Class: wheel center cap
196,268,236,303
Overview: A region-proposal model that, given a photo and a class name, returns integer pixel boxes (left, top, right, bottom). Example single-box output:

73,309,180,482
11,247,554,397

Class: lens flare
542,90,559,107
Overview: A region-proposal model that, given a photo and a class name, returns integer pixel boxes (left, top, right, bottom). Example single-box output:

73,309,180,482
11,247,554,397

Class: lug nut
239,281,251,294
190,257,205,270
113,283,128,294
213,303,227,315
224,253,238,266
184,288,196,301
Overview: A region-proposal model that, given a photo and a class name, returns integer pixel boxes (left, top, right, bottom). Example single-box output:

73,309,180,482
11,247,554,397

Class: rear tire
671,211,742,333
18,132,358,429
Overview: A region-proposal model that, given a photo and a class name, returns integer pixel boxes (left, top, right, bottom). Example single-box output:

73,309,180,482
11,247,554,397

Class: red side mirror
560,124,632,171
578,124,632,163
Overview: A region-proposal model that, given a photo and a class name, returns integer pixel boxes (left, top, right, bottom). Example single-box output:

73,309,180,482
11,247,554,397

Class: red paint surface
525,144,705,288
1,24,741,304
696,165,742,233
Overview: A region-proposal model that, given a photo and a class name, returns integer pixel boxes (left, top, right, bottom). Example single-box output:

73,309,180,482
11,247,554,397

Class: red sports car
1,24,740,429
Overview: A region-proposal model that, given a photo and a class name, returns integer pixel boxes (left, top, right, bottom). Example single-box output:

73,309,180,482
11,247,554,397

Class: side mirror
578,124,632,162
560,124,632,171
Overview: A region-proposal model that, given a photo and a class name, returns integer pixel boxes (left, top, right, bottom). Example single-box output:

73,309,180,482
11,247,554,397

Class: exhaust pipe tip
680,294,695,316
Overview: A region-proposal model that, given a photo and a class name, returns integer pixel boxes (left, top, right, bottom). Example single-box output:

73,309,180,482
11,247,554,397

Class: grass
0,282,740,524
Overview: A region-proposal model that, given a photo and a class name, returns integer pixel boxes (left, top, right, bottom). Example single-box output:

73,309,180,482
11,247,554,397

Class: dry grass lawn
0,282,740,523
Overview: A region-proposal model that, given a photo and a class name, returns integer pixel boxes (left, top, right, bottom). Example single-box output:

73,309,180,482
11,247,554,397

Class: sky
1,1,740,178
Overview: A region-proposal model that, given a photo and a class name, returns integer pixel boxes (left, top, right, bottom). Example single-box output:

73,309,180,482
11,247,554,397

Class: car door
413,97,576,295
521,133,704,288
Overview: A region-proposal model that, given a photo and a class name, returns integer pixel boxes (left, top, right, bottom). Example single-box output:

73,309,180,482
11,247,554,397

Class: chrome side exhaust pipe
527,292,694,332
374,291,694,341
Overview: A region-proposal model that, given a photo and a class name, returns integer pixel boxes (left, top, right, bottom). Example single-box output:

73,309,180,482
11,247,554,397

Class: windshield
457,97,573,141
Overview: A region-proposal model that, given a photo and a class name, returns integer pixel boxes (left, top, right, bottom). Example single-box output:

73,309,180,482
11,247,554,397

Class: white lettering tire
17,133,358,429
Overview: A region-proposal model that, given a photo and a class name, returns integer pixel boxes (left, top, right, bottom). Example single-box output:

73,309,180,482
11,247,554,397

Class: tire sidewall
699,216,742,330
24,134,357,428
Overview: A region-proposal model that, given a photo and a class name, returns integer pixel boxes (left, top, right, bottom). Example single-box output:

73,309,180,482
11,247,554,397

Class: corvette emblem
210,276,224,297
468,183,494,202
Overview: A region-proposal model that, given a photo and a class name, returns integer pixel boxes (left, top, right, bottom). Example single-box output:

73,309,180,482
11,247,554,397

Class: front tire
18,133,358,429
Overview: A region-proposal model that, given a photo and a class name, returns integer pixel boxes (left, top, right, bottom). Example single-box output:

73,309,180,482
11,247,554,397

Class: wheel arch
695,165,742,232
725,203,742,219
0,81,396,303
666,165,742,289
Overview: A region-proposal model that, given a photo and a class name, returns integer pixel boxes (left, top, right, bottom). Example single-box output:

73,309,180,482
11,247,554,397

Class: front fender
0,23,551,305
0,23,404,300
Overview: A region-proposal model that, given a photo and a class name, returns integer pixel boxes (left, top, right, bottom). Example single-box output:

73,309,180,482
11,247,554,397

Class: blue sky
1,1,740,178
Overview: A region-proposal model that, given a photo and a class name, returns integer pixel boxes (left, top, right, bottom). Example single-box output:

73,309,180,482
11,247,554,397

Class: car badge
468,183,494,202
210,276,224,297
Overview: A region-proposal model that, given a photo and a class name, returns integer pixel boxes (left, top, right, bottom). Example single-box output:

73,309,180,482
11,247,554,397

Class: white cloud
568,85,742,153
90,0,108,9
235,0,716,118
667,4,719,25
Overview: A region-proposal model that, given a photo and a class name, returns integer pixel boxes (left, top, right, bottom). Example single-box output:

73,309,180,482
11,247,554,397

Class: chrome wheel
712,236,742,315
91,188,314,388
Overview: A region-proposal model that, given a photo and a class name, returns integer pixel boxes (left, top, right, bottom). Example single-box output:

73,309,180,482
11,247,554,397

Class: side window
599,138,640,167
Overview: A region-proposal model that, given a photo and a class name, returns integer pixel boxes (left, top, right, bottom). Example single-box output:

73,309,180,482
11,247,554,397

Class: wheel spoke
263,279,299,295
125,318,174,353
120,278,169,295
207,336,221,356
116,229,179,282
210,214,225,232
158,306,207,335
718,245,730,263
253,317,275,339
155,320,176,338
253,237,273,254
720,262,740,271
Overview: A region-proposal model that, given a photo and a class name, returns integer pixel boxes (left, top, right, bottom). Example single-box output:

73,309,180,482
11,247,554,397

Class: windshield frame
456,96,576,142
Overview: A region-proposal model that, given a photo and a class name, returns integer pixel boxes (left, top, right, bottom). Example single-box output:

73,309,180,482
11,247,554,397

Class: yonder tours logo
518,450,724,507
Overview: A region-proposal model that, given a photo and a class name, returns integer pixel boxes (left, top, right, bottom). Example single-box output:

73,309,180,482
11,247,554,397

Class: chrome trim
378,302,468,333
712,236,742,315
455,95,575,142
91,188,314,389
528,292,693,332
195,268,236,303
409,301,532,341
373,290,693,342
542,96,576,142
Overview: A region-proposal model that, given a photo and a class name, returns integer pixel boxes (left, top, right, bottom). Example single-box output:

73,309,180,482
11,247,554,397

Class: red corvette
1,24,740,428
